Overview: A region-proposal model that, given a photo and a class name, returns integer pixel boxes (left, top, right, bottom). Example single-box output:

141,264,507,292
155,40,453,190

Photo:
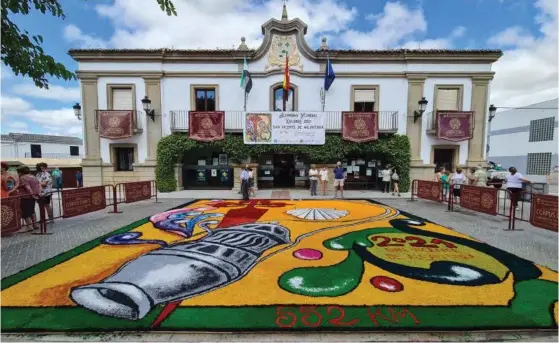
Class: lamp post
73,103,82,120
413,97,428,123
488,104,497,122
141,96,155,122
486,104,497,155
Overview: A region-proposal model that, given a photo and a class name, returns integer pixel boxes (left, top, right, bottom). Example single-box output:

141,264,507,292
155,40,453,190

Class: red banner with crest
189,111,225,142
124,181,152,203
341,112,378,143
1,197,21,236
530,194,558,232
460,185,498,216
62,186,107,218
98,110,133,139
436,111,473,142
416,180,442,202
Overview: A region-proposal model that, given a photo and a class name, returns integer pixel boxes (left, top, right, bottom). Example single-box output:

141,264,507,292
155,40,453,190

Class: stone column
79,74,103,186
143,75,163,163
467,75,492,167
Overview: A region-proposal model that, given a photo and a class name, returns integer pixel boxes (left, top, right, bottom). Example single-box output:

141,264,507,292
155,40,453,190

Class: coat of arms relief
265,35,304,71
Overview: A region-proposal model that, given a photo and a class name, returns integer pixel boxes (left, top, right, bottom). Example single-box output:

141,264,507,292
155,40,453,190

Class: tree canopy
1,0,176,89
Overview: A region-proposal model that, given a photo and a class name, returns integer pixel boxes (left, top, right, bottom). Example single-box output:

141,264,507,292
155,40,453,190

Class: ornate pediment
265,35,304,71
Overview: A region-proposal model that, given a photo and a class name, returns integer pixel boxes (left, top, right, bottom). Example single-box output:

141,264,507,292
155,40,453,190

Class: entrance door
433,148,455,172
273,154,295,188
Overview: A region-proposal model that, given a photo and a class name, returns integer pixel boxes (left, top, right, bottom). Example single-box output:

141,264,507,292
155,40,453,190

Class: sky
1,0,557,138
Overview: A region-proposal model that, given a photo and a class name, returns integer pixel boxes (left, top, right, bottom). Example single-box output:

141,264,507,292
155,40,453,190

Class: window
115,147,135,171
435,87,461,111
69,146,79,156
194,88,216,111
353,89,376,112
526,152,552,175
529,117,555,142
30,144,42,158
110,87,133,110
273,87,295,111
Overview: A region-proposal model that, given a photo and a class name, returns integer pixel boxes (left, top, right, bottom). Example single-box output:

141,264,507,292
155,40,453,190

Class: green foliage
1,0,176,89
156,134,411,193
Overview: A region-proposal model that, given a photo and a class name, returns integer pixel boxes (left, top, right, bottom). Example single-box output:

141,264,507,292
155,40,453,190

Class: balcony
170,110,399,133
24,153,84,159
425,111,437,134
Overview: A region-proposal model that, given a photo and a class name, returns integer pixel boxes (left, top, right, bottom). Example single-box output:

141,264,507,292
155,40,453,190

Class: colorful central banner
98,111,133,139
436,111,473,142
189,111,225,142
243,112,325,145
341,111,378,142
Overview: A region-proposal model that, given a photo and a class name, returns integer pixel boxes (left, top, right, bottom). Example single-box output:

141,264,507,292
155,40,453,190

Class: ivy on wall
156,134,411,193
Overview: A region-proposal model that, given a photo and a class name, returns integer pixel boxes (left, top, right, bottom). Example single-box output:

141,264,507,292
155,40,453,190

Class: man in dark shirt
333,161,345,199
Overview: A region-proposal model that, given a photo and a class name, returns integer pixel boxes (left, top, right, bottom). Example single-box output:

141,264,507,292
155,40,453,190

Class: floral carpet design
1,199,557,332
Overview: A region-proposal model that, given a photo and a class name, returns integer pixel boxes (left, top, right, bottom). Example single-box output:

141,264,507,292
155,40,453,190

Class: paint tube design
70,223,290,320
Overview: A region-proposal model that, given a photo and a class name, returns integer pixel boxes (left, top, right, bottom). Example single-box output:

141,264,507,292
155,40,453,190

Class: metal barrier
1,181,158,236
410,179,453,211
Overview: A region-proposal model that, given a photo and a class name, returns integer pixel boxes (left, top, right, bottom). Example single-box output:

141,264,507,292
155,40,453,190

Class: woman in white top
309,165,319,196
319,166,329,196
391,168,400,196
451,168,466,204
506,167,530,210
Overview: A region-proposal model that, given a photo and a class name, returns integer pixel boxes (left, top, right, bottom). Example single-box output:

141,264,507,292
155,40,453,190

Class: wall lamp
141,96,156,122
413,97,428,123
488,104,497,122
73,103,82,120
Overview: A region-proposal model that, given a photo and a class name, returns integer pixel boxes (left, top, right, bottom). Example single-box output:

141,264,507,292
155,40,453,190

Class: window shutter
354,89,375,103
436,89,459,110
112,88,133,110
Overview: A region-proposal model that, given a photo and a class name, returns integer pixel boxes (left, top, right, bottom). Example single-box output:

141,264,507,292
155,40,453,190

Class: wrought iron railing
424,111,436,131
170,110,399,132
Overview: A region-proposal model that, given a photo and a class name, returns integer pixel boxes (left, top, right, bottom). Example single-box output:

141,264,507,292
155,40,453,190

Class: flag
240,56,252,94
324,58,335,91
282,55,290,101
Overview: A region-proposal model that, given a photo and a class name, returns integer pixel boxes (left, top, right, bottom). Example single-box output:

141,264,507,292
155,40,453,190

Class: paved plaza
1,191,557,341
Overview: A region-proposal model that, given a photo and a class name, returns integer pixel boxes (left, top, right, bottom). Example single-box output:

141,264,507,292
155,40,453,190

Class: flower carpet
1,199,557,332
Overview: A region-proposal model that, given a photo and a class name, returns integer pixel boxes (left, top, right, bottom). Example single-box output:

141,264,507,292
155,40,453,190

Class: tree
1,0,176,89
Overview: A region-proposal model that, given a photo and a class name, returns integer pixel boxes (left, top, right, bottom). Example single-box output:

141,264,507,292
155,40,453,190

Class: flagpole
244,91,247,111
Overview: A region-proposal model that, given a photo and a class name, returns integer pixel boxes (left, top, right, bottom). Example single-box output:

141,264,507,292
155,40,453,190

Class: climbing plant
156,134,411,193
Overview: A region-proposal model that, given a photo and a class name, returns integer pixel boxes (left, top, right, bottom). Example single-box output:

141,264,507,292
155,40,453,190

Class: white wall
97,77,147,164
420,77,473,165
1,141,83,159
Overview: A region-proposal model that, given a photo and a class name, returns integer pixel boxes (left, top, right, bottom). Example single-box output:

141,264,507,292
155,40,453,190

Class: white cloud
1,96,32,115
488,0,558,107
11,83,80,102
64,24,108,49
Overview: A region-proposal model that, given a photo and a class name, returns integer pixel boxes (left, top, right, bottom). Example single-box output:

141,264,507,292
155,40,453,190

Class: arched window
272,86,296,111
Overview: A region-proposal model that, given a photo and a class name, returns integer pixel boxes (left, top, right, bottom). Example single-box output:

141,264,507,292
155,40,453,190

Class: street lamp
488,104,497,122
413,97,428,123
141,96,155,121
73,103,82,120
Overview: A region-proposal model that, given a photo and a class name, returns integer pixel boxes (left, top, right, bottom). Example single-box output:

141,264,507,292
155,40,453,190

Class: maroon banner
1,197,21,236
341,111,378,143
460,185,497,215
416,180,442,202
124,181,152,203
530,194,558,232
62,186,107,218
189,111,225,142
98,110,133,139
436,111,473,142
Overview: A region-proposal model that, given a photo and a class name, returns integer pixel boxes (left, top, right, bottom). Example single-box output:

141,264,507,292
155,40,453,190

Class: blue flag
324,59,335,91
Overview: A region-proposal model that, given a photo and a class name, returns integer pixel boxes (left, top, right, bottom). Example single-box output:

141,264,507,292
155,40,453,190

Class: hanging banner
460,185,498,216
436,111,473,142
530,194,558,232
1,197,21,236
416,180,441,202
62,186,107,218
341,111,378,142
243,112,325,145
98,110,133,139
189,111,225,142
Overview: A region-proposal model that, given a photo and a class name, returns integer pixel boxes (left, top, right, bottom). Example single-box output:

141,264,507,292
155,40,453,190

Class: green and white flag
240,56,252,94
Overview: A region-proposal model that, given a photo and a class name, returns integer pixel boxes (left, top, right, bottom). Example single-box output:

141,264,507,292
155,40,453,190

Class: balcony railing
24,153,84,159
170,110,399,133
425,111,437,133
95,110,143,134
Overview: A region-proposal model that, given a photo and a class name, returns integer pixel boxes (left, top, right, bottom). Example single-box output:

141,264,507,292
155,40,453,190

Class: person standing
240,167,250,200
76,170,83,188
319,166,329,196
391,168,400,196
472,165,488,187
1,162,19,198
36,163,54,222
434,167,444,182
505,167,530,211
381,166,392,193
309,165,318,196
333,162,345,199
440,170,451,200
17,166,41,231
52,167,63,191
451,168,466,205
247,167,256,198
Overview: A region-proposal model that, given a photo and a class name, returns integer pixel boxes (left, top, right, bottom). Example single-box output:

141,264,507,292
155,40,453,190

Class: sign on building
243,112,325,145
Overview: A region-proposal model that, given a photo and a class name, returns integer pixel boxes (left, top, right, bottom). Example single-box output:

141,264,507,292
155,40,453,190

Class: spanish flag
282,55,290,102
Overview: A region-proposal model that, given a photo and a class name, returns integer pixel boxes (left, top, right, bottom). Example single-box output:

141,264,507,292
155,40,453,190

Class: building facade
1,132,83,160
70,11,501,189
488,98,558,183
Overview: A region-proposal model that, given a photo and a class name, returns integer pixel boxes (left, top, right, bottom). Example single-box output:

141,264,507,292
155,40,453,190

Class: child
440,170,451,200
